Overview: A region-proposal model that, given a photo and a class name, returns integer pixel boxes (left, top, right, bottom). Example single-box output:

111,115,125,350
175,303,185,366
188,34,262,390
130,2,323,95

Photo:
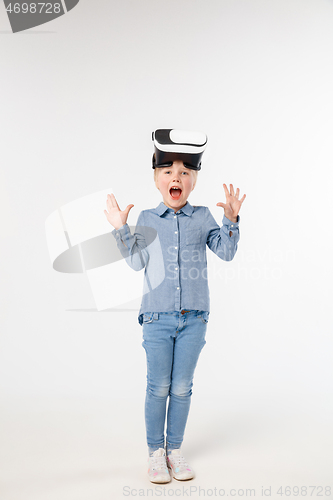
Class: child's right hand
104,193,134,230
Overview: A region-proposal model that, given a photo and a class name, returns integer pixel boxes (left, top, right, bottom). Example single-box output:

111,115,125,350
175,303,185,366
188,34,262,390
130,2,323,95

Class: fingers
107,194,114,207
107,193,120,211
216,202,226,208
240,194,246,203
224,184,245,202
109,193,121,210
106,195,134,217
124,204,134,215
106,194,114,210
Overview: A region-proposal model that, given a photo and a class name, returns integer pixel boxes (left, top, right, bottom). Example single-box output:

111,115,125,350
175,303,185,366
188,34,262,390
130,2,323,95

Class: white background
0,1,332,499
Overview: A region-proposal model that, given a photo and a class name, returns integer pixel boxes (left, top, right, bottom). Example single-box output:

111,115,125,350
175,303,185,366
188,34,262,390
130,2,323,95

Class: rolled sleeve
111,215,149,271
112,223,131,248
206,209,240,261
222,214,240,227
222,215,240,238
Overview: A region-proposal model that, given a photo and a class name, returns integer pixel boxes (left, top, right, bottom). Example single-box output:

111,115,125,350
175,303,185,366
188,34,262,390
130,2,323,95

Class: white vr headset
152,129,208,171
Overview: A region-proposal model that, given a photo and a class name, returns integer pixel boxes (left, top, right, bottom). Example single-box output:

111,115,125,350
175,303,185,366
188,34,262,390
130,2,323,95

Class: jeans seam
143,311,207,450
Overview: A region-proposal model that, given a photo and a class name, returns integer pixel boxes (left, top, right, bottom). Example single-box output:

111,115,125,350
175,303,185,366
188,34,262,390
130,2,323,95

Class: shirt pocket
186,229,203,246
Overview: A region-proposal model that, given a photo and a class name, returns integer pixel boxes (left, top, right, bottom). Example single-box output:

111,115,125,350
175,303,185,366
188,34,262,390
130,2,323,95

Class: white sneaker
147,448,171,483
167,449,195,480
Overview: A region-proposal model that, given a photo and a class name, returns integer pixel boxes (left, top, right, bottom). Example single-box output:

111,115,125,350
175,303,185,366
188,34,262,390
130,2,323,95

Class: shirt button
175,246,178,250
176,287,180,290
175,267,178,270
231,225,234,227
174,215,176,218
175,231,178,234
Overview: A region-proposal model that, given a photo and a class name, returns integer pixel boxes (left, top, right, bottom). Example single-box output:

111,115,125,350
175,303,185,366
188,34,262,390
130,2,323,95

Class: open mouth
169,187,182,200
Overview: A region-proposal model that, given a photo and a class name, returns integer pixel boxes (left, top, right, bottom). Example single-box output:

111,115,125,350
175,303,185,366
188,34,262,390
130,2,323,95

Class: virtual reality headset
152,129,207,171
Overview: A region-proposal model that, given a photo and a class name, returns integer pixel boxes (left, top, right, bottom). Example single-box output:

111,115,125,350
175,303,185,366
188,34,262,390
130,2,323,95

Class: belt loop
153,312,159,320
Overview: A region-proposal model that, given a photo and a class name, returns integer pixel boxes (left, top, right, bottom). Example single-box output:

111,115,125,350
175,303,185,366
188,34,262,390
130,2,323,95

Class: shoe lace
169,454,188,468
151,456,167,471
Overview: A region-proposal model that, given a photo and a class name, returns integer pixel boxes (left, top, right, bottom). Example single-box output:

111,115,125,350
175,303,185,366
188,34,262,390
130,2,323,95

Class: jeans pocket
197,311,209,324
142,312,158,324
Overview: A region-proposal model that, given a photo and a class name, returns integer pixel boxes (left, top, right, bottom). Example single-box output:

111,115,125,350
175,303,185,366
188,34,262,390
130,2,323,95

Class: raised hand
216,184,246,222
104,193,134,230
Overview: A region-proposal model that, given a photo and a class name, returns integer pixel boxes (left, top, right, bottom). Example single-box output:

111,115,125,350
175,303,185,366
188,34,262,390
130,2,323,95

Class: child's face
154,160,196,212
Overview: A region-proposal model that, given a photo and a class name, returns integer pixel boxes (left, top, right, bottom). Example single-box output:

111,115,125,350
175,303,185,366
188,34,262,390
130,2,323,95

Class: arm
111,212,149,271
104,193,148,271
207,183,246,261
206,209,240,261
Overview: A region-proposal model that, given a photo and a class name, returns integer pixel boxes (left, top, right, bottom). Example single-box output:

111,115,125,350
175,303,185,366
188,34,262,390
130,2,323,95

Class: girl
104,129,245,482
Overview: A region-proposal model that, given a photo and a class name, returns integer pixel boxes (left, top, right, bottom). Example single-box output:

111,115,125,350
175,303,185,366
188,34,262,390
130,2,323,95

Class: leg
141,312,177,454
166,311,208,452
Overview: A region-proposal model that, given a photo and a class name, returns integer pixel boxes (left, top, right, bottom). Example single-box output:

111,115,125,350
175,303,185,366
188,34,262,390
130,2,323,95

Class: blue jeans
142,310,209,454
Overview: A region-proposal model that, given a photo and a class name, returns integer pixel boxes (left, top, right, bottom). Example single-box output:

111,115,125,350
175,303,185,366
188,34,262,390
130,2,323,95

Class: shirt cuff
223,214,240,228
111,223,128,239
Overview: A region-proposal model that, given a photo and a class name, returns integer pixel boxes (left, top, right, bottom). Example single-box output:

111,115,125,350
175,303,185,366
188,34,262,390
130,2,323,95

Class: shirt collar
155,201,194,217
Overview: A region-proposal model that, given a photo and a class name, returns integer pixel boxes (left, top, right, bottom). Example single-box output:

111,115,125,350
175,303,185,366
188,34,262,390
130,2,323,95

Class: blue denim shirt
112,201,240,324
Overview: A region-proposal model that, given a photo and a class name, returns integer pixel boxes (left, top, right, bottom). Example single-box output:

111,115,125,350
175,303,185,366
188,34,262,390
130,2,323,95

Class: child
104,129,246,483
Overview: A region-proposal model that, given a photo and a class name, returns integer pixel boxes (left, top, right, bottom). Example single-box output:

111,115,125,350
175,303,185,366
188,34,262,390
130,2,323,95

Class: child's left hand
216,184,246,222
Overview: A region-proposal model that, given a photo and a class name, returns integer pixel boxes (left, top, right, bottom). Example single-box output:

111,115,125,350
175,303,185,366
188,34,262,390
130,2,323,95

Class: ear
154,168,162,190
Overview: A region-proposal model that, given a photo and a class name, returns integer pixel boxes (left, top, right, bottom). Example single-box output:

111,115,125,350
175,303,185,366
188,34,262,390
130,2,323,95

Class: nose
172,172,181,182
